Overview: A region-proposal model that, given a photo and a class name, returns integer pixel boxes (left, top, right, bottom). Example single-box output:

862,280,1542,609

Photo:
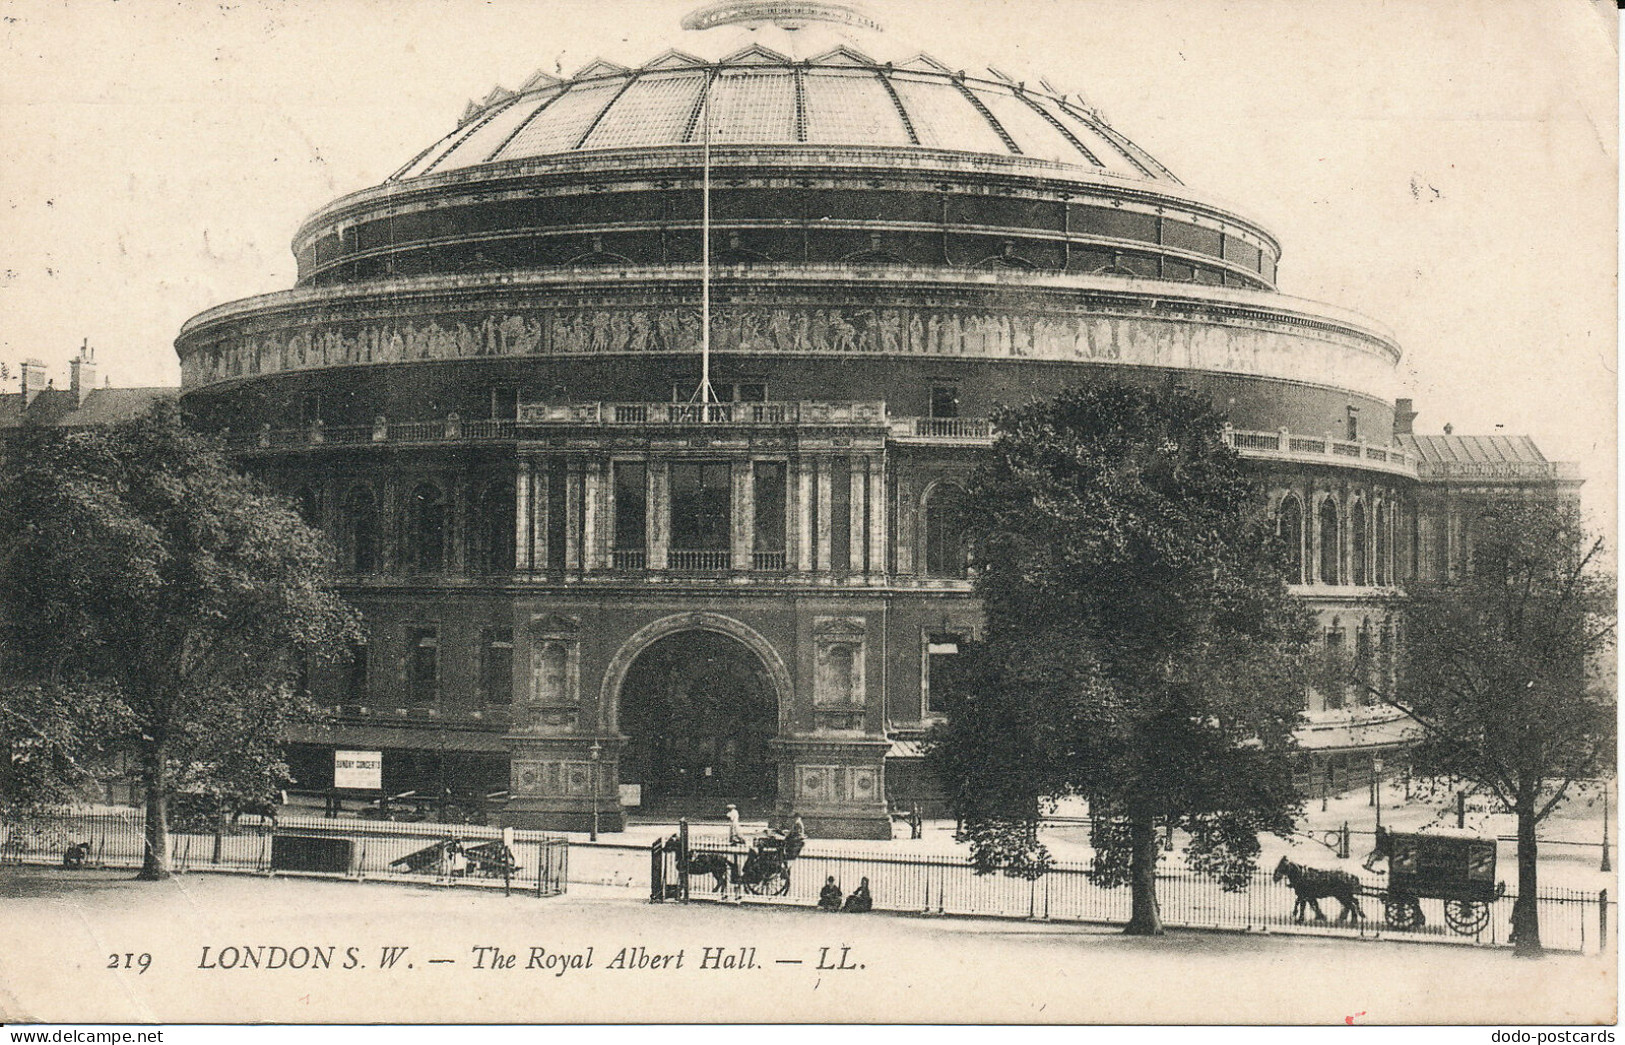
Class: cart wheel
1385,898,1423,930
1444,899,1490,936
746,867,790,896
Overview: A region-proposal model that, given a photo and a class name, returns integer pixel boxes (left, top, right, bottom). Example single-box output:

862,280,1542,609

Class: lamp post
1372,755,1384,832
1602,787,1611,873
589,741,602,843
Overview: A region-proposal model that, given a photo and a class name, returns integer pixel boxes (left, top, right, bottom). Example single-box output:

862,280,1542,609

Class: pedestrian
447,840,468,878
842,876,872,913
784,812,807,858
818,876,843,911
908,804,923,840
726,803,744,846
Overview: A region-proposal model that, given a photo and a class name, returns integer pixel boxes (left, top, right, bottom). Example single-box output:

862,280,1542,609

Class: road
0,866,1613,1025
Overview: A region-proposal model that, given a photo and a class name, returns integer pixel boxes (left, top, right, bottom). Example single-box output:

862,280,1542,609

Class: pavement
0,865,1614,1025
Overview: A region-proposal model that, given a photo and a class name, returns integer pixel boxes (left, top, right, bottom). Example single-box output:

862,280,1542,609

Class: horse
1272,856,1366,923
661,834,739,896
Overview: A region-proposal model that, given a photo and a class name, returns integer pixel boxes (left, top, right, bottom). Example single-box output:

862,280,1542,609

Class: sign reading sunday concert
333,750,383,791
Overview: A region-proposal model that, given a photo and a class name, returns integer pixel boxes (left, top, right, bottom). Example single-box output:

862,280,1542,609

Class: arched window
466,482,515,574
406,482,446,572
1317,497,1340,585
292,485,322,527
344,485,379,573
924,484,969,578
1375,502,1391,585
1276,495,1304,583
1350,499,1369,586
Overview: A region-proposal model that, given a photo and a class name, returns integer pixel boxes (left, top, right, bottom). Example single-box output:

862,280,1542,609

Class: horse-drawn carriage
658,830,803,898
1273,827,1501,936
1362,827,1501,934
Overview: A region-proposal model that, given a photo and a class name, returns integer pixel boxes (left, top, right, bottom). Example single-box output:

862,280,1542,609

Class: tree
0,404,362,878
1361,499,1614,957
927,384,1317,934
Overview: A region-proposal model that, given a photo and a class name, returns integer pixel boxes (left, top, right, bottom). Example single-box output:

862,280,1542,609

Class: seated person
818,876,843,912
842,876,873,913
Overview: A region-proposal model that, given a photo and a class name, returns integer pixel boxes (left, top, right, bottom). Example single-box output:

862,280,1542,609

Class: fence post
1601,889,1608,954
678,818,690,903
650,838,665,903
1340,822,1350,860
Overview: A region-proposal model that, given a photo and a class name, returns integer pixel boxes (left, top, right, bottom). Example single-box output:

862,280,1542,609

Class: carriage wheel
1384,898,1423,930
745,866,791,896
1444,899,1491,936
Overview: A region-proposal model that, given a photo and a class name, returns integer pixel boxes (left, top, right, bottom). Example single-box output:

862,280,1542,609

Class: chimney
19,359,47,405
1392,398,1417,436
69,340,97,405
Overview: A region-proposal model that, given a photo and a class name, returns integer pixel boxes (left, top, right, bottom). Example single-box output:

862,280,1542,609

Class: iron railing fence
673,837,1610,955
1,810,568,897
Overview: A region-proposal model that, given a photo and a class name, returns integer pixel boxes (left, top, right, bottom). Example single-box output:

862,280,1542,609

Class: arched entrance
618,629,779,815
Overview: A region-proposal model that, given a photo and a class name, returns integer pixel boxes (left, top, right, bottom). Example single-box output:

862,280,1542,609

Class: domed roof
390,43,1178,184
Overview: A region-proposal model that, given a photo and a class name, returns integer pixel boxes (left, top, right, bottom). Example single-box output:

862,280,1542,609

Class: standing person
784,812,807,859
908,804,923,840
726,803,744,846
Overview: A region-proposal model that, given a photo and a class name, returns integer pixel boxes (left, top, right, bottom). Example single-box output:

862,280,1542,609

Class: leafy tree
0,404,361,878
926,384,1317,934
1357,500,1615,957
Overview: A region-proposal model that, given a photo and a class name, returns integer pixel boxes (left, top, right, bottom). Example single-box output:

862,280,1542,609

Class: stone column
648,459,670,571
867,454,887,578
894,475,915,576
514,464,532,572
815,457,833,573
565,461,583,572
732,459,754,571
849,457,867,577
582,459,603,572
794,457,814,572
533,462,549,571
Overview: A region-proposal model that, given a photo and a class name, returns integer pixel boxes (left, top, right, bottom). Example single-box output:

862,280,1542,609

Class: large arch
602,613,794,812
599,612,794,735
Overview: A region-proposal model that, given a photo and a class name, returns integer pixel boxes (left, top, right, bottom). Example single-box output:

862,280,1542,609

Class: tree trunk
137,742,171,881
1511,796,1542,957
1123,813,1164,935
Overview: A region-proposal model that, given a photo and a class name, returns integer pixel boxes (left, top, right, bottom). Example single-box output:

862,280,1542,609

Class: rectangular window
614,461,648,556
829,458,851,571
752,461,787,569
926,633,963,715
300,393,322,425
479,628,513,705
546,460,568,570
670,461,732,553
930,384,960,419
1323,628,1346,710
491,386,518,421
345,642,369,703
1346,406,1360,441
406,626,439,705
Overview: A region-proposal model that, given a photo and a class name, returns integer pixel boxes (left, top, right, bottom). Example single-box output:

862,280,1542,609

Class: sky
0,0,1616,533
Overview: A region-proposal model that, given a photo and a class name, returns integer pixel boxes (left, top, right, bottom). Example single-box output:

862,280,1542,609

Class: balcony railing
1223,426,1418,477
668,549,732,571
752,550,788,571
889,416,995,441
523,400,884,427
611,549,647,570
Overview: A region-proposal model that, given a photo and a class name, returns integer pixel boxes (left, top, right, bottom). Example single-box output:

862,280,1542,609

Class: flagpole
697,69,716,405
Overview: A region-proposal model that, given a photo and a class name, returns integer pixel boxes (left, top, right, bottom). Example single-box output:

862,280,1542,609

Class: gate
649,820,691,903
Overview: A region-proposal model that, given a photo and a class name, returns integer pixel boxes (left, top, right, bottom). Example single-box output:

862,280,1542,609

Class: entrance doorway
618,629,778,816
